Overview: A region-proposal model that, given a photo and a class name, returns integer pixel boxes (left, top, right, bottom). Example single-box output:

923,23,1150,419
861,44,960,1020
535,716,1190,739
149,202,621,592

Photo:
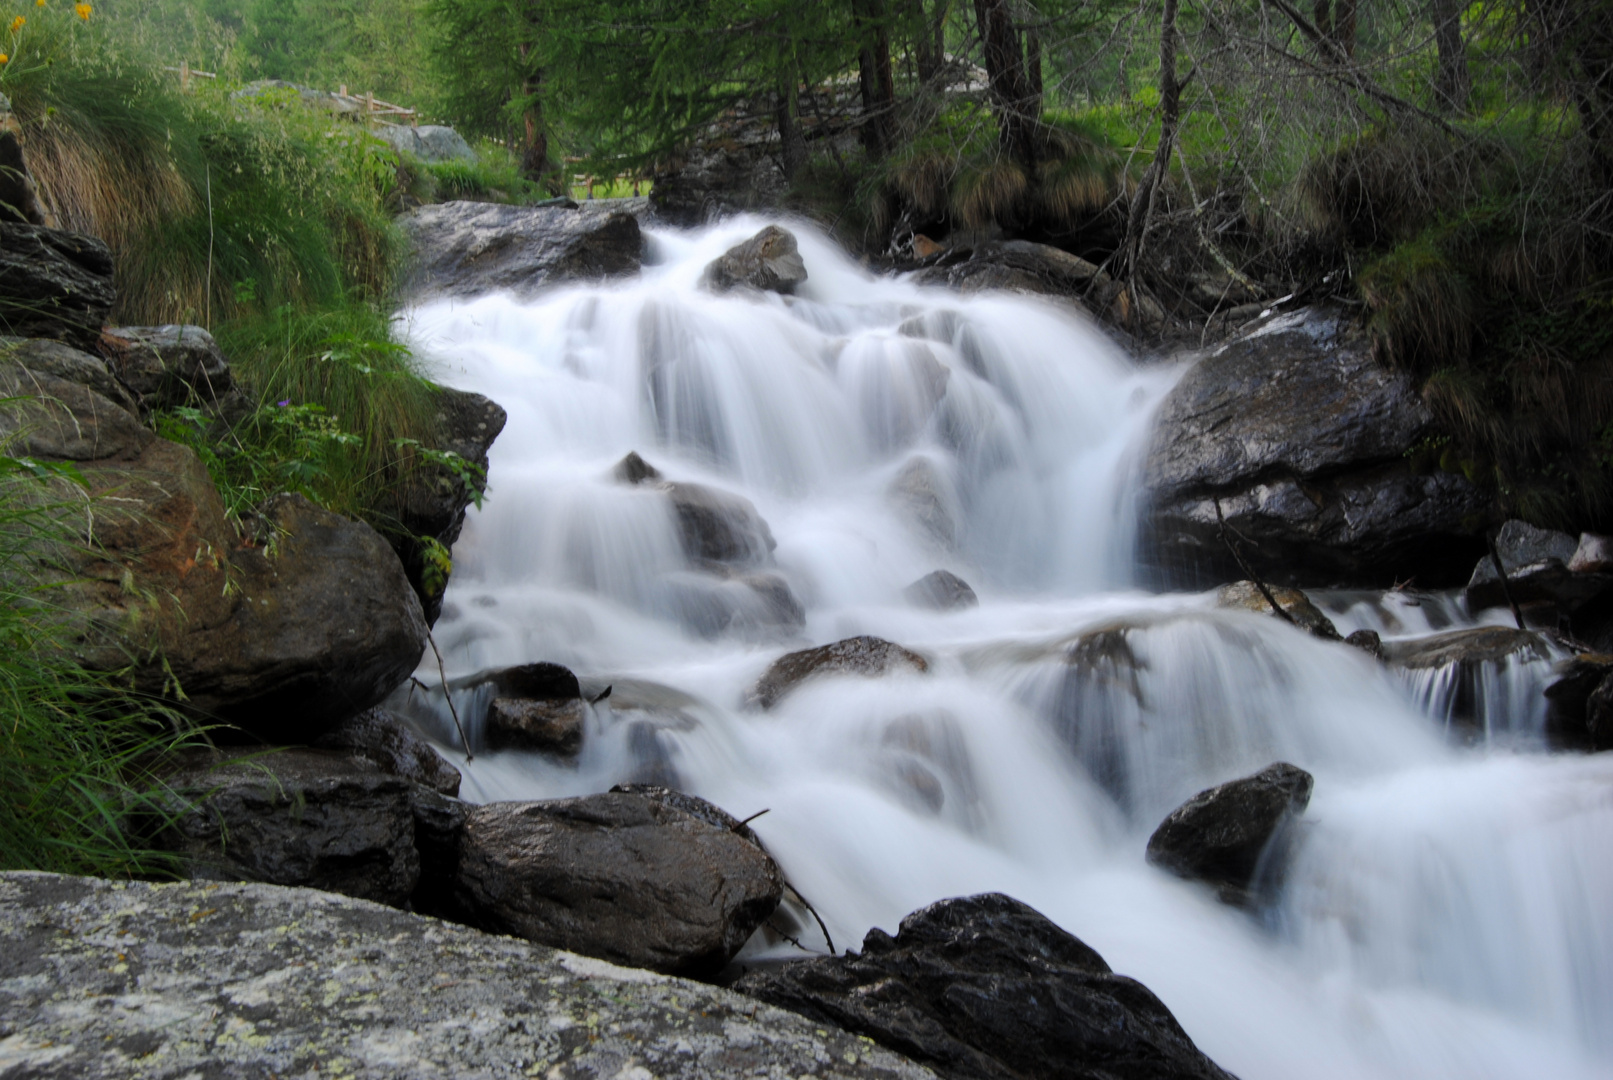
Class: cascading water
396,215,1613,1080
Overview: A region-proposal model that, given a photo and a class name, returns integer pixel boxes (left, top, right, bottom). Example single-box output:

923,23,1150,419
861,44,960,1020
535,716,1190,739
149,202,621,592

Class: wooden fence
163,65,419,126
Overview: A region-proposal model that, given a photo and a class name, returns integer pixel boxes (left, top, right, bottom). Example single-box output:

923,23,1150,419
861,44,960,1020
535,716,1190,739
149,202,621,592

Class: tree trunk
913,0,940,82
1026,25,1044,115
1335,0,1358,58
1313,0,1333,41
973,0,1040,164
1433,0,1471,112
776,79,808,180
854,0,897,157
1123,0,1182,282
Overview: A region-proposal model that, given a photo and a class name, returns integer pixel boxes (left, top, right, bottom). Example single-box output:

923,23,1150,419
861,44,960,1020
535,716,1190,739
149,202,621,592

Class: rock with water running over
702,224,809,294
909,239,1113,319
1465,519,1613,617
1215,580,1341,639
0,872,933,1080
312,706,461,796
475,661,588,755
1147,763,1314,908
1141,305,1489,588
1570,532,1613,574
399,200,644,300
889,456,960,547
423,788,783,978
0,222,116,348
614,451,780,567
733,892,1238,1080
153,748,423,908
1381,626,1548,670
750,635,931,710
905,569,979,610
97,324,239,413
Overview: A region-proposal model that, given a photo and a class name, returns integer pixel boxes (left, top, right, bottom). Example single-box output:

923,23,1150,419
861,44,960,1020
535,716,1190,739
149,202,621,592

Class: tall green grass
0,450,202,877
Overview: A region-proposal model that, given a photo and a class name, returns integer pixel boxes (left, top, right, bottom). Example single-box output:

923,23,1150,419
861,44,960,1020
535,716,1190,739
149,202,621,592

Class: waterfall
396,215,1613,1080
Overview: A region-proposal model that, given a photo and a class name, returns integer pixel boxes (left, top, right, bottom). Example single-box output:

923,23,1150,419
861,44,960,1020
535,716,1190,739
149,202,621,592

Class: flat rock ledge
0,873,933,1080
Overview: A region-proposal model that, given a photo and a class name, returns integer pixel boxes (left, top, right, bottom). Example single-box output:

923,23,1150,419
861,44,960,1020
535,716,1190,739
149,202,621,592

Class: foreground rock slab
0,873,933,1080
0,222,115,347
734,893,1237,1080
1146,762,1314,907
432,788,784,978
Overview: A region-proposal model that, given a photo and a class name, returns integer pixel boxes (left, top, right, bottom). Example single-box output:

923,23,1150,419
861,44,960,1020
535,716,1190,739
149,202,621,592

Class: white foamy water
397,215,1613,1080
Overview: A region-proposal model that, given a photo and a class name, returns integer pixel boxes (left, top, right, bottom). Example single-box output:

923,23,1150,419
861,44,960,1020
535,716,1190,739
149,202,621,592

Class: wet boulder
0,222,116,348
664,568,806,640
154,748,421,908
1465,519,1612,616
910,240,1112,319
429,789,783,978
1142,306,1489,588
400,200,644,300
905,569,979,610
701,224,808,295
733,892,1238,1080
1215,581,1341,640
0,873,934,1080
480,661,588,755
749,635,930,710
312,706,461,796
1146,762,1314,907
97,324,238,413
1345,628,1386,659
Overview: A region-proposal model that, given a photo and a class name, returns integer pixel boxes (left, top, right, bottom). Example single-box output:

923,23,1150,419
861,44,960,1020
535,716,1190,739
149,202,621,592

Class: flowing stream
396,216,1613,1080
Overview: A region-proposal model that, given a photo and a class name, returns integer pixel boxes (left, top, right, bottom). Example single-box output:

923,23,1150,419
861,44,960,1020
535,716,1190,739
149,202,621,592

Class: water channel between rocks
394,216,1613,1080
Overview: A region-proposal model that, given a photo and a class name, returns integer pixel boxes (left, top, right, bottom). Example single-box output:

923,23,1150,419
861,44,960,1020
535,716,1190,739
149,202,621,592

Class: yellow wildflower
74,2,89,19
0,53,8,64
9,16,24,32
34,0,44,7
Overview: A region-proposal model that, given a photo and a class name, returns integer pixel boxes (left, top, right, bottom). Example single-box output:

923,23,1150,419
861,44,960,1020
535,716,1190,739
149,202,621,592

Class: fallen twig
426,630,472,760
1214,497,1297,626
1486,529,1527,631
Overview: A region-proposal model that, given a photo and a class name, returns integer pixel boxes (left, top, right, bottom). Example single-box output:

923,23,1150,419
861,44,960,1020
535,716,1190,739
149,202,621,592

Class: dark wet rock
385,386,507,624
1141,306,1489,588
1345,629,1385,659
1544,655,1613,750
1466,520,1612,615
733,892,1237,1080
0,120,49,227
375,123,476,162
400,200,644,300
2,338,138,414
665,480,778,567
905,569,979,610
0,222,116,348
154,748,421,908
649,102,798,226
157,494,428,740
1380,626,1548,669
1570,532,1613,574
1146,762,1314,907
97,324,236,412
750,635,930,710
478,661,587,754
430,789,784,978
614,448,663,483
312,706,461,796
0,873,933,1080
890,455,959,547
1215,581,1341,640
0,356,152,461
702,224,809,295
487,697,587,755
